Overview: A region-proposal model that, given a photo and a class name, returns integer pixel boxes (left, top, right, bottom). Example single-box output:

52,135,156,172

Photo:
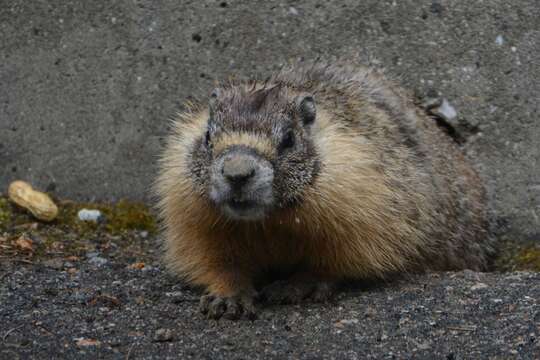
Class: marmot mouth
221,198,267,221
228,199,257,211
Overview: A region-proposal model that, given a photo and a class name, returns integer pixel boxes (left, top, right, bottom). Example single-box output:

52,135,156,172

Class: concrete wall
1,0,538,242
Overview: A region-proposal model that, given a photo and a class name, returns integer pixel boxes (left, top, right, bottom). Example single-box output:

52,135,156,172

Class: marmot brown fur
155,61,492,320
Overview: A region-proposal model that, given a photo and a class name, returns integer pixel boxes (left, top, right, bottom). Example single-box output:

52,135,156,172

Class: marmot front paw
199,293,257,320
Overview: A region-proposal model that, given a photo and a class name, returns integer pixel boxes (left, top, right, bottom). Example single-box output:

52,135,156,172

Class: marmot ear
209,88,220,118
297,94,316,125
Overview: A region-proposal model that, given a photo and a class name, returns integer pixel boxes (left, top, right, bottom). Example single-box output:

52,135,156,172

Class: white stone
77,209,102,222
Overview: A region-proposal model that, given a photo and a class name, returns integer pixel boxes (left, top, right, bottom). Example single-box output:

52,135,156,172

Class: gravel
0,235,538,359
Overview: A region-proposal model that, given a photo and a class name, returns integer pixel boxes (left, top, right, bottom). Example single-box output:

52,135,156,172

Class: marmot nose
222,155,257,187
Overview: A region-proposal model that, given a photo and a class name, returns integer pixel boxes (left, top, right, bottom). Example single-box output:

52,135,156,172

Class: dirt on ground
0,196,539,359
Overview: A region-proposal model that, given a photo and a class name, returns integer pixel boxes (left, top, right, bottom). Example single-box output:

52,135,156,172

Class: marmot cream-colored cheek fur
155,61,493,320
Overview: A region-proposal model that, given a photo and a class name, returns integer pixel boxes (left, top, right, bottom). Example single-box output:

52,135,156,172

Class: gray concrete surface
1,0,539,243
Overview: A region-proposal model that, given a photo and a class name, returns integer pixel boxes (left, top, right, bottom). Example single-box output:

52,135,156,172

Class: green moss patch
494,241,540,272
54,199,157,236
0,194,157,261
0,196,11,231
103,200,157,234
511,247,540,271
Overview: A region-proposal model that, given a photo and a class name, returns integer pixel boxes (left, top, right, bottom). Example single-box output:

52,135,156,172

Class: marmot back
155,61,493,320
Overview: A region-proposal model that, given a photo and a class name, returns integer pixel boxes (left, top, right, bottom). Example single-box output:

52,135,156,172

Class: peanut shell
8,180,58,221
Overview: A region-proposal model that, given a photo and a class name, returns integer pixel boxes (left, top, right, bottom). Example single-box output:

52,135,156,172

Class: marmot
155,61,492,320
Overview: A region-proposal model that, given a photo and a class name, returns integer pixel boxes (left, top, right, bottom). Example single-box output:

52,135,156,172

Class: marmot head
188,83,320,221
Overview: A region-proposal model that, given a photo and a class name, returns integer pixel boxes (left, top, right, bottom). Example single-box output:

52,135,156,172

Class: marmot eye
279,130,295,152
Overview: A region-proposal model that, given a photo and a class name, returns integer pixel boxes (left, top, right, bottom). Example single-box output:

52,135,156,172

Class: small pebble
166,291,188,304
470,282,489,291
434,99,457,121
88,256,108,267
42,258,64,270
153,328,174,342
495,35,504,46
77,209,103,222
71,291,91,302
